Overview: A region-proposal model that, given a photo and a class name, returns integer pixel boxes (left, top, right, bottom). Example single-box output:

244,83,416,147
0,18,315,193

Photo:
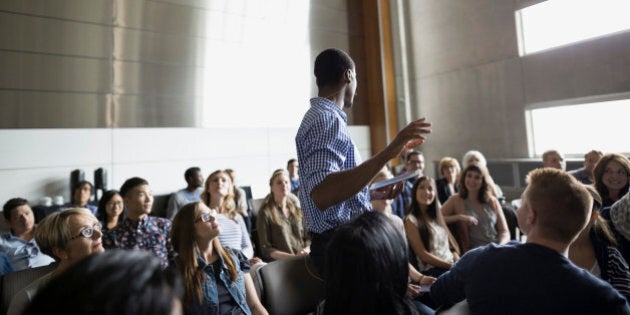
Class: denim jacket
196,247,251,315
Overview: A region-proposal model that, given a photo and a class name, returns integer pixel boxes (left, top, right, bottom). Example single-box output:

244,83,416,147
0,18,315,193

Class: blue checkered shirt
295,97,372,234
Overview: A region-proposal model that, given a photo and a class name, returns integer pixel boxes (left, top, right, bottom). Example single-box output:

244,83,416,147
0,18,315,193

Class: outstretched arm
311,118,431,210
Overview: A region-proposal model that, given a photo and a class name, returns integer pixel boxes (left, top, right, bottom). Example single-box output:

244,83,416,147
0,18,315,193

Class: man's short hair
525,168,591,243
406,150,423,162
73,180,94,194
287,158,297,168
2,198,28,221
542,150,563,163
120,177,149,197
184,167,201,181
314,48,355,88
586,150,603,158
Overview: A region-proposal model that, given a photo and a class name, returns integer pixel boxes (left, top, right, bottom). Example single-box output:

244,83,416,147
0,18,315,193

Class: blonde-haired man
431,168,630,314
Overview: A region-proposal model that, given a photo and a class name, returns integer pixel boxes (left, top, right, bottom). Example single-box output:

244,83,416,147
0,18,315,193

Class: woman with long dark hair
441,164,509,253
593,153,630,208
171,201,267,315
96,190,124,232
321,211,423,315
405,177,460,278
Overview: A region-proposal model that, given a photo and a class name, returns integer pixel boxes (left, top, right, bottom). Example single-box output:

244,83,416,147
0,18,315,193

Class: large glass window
527,96,630,156
516,0,630,55
202,1,311,128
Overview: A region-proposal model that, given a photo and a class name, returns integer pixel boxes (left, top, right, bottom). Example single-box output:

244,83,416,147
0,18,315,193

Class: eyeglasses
70,223,102,240
195,209,218,223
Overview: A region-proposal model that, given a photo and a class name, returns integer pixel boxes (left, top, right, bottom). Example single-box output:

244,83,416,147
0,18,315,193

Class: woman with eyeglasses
96,190,125,232
7,208,104,315
171,201,268,315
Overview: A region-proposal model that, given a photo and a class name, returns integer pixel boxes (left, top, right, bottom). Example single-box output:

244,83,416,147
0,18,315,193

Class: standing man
166,167,204,220
295,48,431,272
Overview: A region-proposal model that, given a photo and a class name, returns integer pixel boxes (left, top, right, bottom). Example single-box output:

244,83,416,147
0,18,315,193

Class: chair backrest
0,263,57,314
257,255,324,315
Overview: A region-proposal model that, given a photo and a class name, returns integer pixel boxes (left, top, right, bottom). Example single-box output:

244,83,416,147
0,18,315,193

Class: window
526,96,630,156
202,1,311,128
516,0,630,55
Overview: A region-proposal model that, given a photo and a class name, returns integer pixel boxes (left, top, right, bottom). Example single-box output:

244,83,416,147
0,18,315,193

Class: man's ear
345,69,353,83
528,207,537,225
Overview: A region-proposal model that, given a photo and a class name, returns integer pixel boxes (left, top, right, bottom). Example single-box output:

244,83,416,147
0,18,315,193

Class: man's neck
127,212,147,222
13,228,34,241
186,185,199,193
317,88,345,109
526,234,571,257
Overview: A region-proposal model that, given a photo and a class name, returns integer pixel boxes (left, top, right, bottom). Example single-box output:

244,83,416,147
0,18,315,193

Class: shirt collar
310,97,347,123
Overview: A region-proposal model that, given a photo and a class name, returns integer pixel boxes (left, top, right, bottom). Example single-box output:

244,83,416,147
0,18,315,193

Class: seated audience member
370,167,406,229
436,157,461,205
369,168,440,307
287,158,300,194
441,165,509,253
461,150,504,202
8,208,104,315
569,186,630,301
103,177,174,269
569,150,603,185
594,153,630,208
542,149,566,170
25,250,183,315
405,177,460,278
225,168,252,232
66,180,98,215
166,167,204,220
609,191,630,266
401,150,425,209
96,190,124,232
201,170,260,263
320,211,434,315
0,252,13,276
431,168,630,314
256,169,310,262
0,198,54,271
171,202,268,315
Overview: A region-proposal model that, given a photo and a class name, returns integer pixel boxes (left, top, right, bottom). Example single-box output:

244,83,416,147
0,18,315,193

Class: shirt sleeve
236,214,254,259
430,248,479,306
255,206,274,261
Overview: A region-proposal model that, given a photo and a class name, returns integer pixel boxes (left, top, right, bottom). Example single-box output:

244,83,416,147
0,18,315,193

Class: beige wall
405,0,630,177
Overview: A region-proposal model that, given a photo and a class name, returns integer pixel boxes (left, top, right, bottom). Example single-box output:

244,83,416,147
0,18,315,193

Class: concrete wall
0,0,372,206
406,0,630,178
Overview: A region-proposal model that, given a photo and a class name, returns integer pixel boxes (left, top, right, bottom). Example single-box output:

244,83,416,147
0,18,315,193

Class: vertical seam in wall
110,0,117,181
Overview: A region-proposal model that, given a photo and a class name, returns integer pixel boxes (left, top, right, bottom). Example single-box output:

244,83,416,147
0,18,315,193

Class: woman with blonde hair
593,153,630,208
256,169,310,262
8,208,104,315
441,164,509,253
171,202,267,315
436,157,460,205
201,170,256,260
